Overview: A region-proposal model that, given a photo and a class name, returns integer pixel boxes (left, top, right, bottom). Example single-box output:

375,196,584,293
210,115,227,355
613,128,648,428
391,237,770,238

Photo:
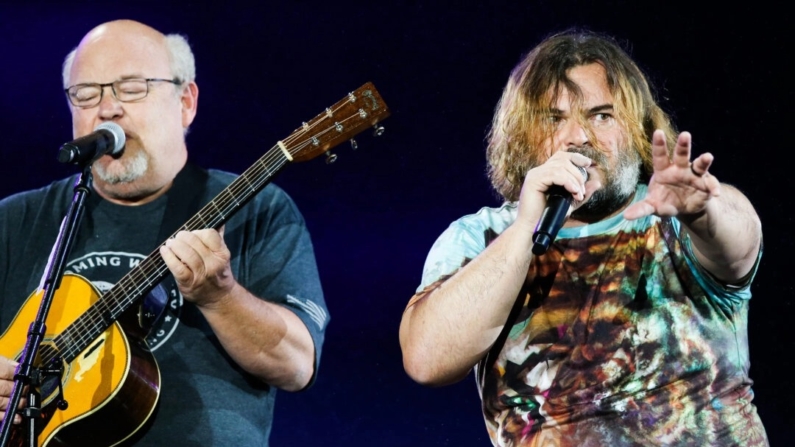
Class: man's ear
181,81,199,128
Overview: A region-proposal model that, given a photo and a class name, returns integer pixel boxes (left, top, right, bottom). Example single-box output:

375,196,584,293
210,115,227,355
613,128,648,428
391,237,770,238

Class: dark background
1,1,791,445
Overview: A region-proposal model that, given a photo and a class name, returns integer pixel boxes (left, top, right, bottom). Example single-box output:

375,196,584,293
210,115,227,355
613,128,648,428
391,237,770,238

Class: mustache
564,145,608,167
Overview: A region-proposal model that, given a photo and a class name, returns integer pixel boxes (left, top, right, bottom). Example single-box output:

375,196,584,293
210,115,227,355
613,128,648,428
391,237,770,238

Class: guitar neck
46,82,390,364
55,145,293,362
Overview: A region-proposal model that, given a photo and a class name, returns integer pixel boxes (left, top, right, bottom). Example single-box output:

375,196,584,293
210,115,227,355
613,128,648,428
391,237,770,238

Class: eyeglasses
65,78,183,108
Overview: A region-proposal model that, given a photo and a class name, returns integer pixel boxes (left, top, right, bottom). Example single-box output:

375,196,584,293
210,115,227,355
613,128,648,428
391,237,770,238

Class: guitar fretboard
40,82,388,365
55,146,292,362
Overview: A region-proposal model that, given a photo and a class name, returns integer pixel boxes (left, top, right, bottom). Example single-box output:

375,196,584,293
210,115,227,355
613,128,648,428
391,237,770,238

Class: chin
94,151,149,185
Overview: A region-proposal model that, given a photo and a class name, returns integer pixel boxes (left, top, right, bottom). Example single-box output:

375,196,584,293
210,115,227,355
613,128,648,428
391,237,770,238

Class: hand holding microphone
531,163,589,255
58,122,126,166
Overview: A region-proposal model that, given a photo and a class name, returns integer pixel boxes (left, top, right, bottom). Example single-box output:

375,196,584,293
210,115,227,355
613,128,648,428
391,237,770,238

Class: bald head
62,20,195,89
82,19,164,46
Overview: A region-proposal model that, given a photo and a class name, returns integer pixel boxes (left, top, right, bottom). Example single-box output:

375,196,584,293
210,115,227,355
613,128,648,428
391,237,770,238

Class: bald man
0,20,328,446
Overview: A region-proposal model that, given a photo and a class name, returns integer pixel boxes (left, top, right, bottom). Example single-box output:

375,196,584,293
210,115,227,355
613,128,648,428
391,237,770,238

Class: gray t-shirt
0,163,328,446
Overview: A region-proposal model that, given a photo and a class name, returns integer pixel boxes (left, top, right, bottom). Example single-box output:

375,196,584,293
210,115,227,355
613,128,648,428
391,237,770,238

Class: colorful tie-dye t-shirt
412,185,768,446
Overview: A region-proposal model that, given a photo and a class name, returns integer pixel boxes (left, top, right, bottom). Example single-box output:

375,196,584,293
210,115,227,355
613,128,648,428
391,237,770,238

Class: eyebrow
547,104,614,115
118,74,148,81
588,104,614,114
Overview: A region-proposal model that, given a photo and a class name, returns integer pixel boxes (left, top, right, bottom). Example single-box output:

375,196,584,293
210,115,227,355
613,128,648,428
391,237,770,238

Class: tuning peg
350,138,358,150
325,152,338,164
373,124,385,136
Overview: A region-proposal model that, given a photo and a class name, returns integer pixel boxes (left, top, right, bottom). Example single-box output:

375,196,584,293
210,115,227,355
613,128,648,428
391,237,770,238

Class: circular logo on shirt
65,251,183,351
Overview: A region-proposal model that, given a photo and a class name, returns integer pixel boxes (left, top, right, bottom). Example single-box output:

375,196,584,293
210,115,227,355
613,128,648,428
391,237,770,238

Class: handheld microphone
531,166,588,255
57,122,126,165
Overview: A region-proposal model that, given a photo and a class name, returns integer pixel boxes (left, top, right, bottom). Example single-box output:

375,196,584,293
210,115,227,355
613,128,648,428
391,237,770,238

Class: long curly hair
486,30,677,202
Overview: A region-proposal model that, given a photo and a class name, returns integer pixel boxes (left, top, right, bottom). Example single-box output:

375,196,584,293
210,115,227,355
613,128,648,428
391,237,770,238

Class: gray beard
568,145,641,222
93,151,148,184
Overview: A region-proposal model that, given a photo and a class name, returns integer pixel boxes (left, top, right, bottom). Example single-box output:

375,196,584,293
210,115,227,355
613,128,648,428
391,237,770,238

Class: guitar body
0,273,160,447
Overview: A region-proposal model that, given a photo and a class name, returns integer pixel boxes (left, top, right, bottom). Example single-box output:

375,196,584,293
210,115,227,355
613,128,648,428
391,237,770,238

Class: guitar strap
156,161,211,243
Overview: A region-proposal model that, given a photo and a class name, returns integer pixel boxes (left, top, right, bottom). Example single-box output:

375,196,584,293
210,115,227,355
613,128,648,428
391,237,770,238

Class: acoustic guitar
0,83,389,446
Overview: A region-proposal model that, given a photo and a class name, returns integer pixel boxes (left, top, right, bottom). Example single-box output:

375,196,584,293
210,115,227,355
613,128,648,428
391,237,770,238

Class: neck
93,179,174,206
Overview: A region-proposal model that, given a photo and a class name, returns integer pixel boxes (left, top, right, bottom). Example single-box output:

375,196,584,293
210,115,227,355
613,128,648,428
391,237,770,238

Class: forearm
400,220,536,386
680,184,762,283
197,281,315,391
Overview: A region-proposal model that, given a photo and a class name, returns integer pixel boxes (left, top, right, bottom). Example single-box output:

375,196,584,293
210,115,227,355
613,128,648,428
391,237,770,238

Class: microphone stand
0,164,94,447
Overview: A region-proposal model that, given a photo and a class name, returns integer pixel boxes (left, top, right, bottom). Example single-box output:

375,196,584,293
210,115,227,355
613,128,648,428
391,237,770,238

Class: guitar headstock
284,82,390,162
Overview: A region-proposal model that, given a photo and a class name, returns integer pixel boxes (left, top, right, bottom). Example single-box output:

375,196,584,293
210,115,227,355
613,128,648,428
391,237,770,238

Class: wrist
194,280,239,312
505,219,537,255
676,208,708,227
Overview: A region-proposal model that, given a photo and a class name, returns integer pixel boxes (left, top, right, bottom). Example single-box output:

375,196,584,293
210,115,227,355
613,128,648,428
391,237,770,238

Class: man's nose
97,85,123,119
559,118,589,148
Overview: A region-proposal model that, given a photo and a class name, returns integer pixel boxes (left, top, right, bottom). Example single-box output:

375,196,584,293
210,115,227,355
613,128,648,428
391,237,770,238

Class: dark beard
567,145,641,223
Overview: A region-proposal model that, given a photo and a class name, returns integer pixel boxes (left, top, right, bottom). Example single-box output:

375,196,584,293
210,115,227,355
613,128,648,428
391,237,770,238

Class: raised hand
624,130,721,220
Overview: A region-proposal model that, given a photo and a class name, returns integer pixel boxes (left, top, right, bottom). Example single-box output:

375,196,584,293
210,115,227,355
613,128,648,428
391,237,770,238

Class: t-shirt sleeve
415,219,487,294
228,185,328,388
671,217,761,307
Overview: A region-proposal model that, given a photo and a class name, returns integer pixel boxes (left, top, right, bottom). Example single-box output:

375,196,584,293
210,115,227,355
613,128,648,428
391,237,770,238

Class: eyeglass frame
64,78,184,108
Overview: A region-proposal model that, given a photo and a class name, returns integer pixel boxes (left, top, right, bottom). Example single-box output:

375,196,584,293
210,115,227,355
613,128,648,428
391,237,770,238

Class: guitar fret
183,217,200,232
209,200,226,221
255,159,274,181
218,190,235,210
195,213,210,229
240,174,256,192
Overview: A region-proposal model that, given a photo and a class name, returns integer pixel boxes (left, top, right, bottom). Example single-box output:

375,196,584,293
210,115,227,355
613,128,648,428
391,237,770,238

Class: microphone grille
576,165,589,181
94,122,126,154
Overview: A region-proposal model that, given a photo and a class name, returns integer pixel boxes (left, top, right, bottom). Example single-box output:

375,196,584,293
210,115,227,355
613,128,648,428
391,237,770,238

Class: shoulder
417,203,516,292
205,169,295,202
204,168,306,227
443,202,518,242
0,176,76,216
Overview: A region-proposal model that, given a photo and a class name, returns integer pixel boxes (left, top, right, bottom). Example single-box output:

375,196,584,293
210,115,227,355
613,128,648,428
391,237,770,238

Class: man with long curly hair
400,30,767,446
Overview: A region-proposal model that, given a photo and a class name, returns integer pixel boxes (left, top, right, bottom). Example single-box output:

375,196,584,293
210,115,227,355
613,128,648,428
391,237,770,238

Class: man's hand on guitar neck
0,356,23,425
159,228,316,391
160,227,235,307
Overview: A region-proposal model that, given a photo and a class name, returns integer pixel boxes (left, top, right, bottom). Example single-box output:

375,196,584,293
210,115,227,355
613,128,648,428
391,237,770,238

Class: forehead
553,63,613,110
69,27,171,84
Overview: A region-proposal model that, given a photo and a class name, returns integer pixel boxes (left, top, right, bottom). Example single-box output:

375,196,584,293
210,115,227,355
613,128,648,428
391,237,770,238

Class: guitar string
54,138,295,360
55,140,293,360
48,100,375,363
55,105,367,360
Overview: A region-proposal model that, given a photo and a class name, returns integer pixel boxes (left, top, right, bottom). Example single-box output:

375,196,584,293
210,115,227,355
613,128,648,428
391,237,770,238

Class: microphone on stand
57,122,126,165
531,165,588,255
